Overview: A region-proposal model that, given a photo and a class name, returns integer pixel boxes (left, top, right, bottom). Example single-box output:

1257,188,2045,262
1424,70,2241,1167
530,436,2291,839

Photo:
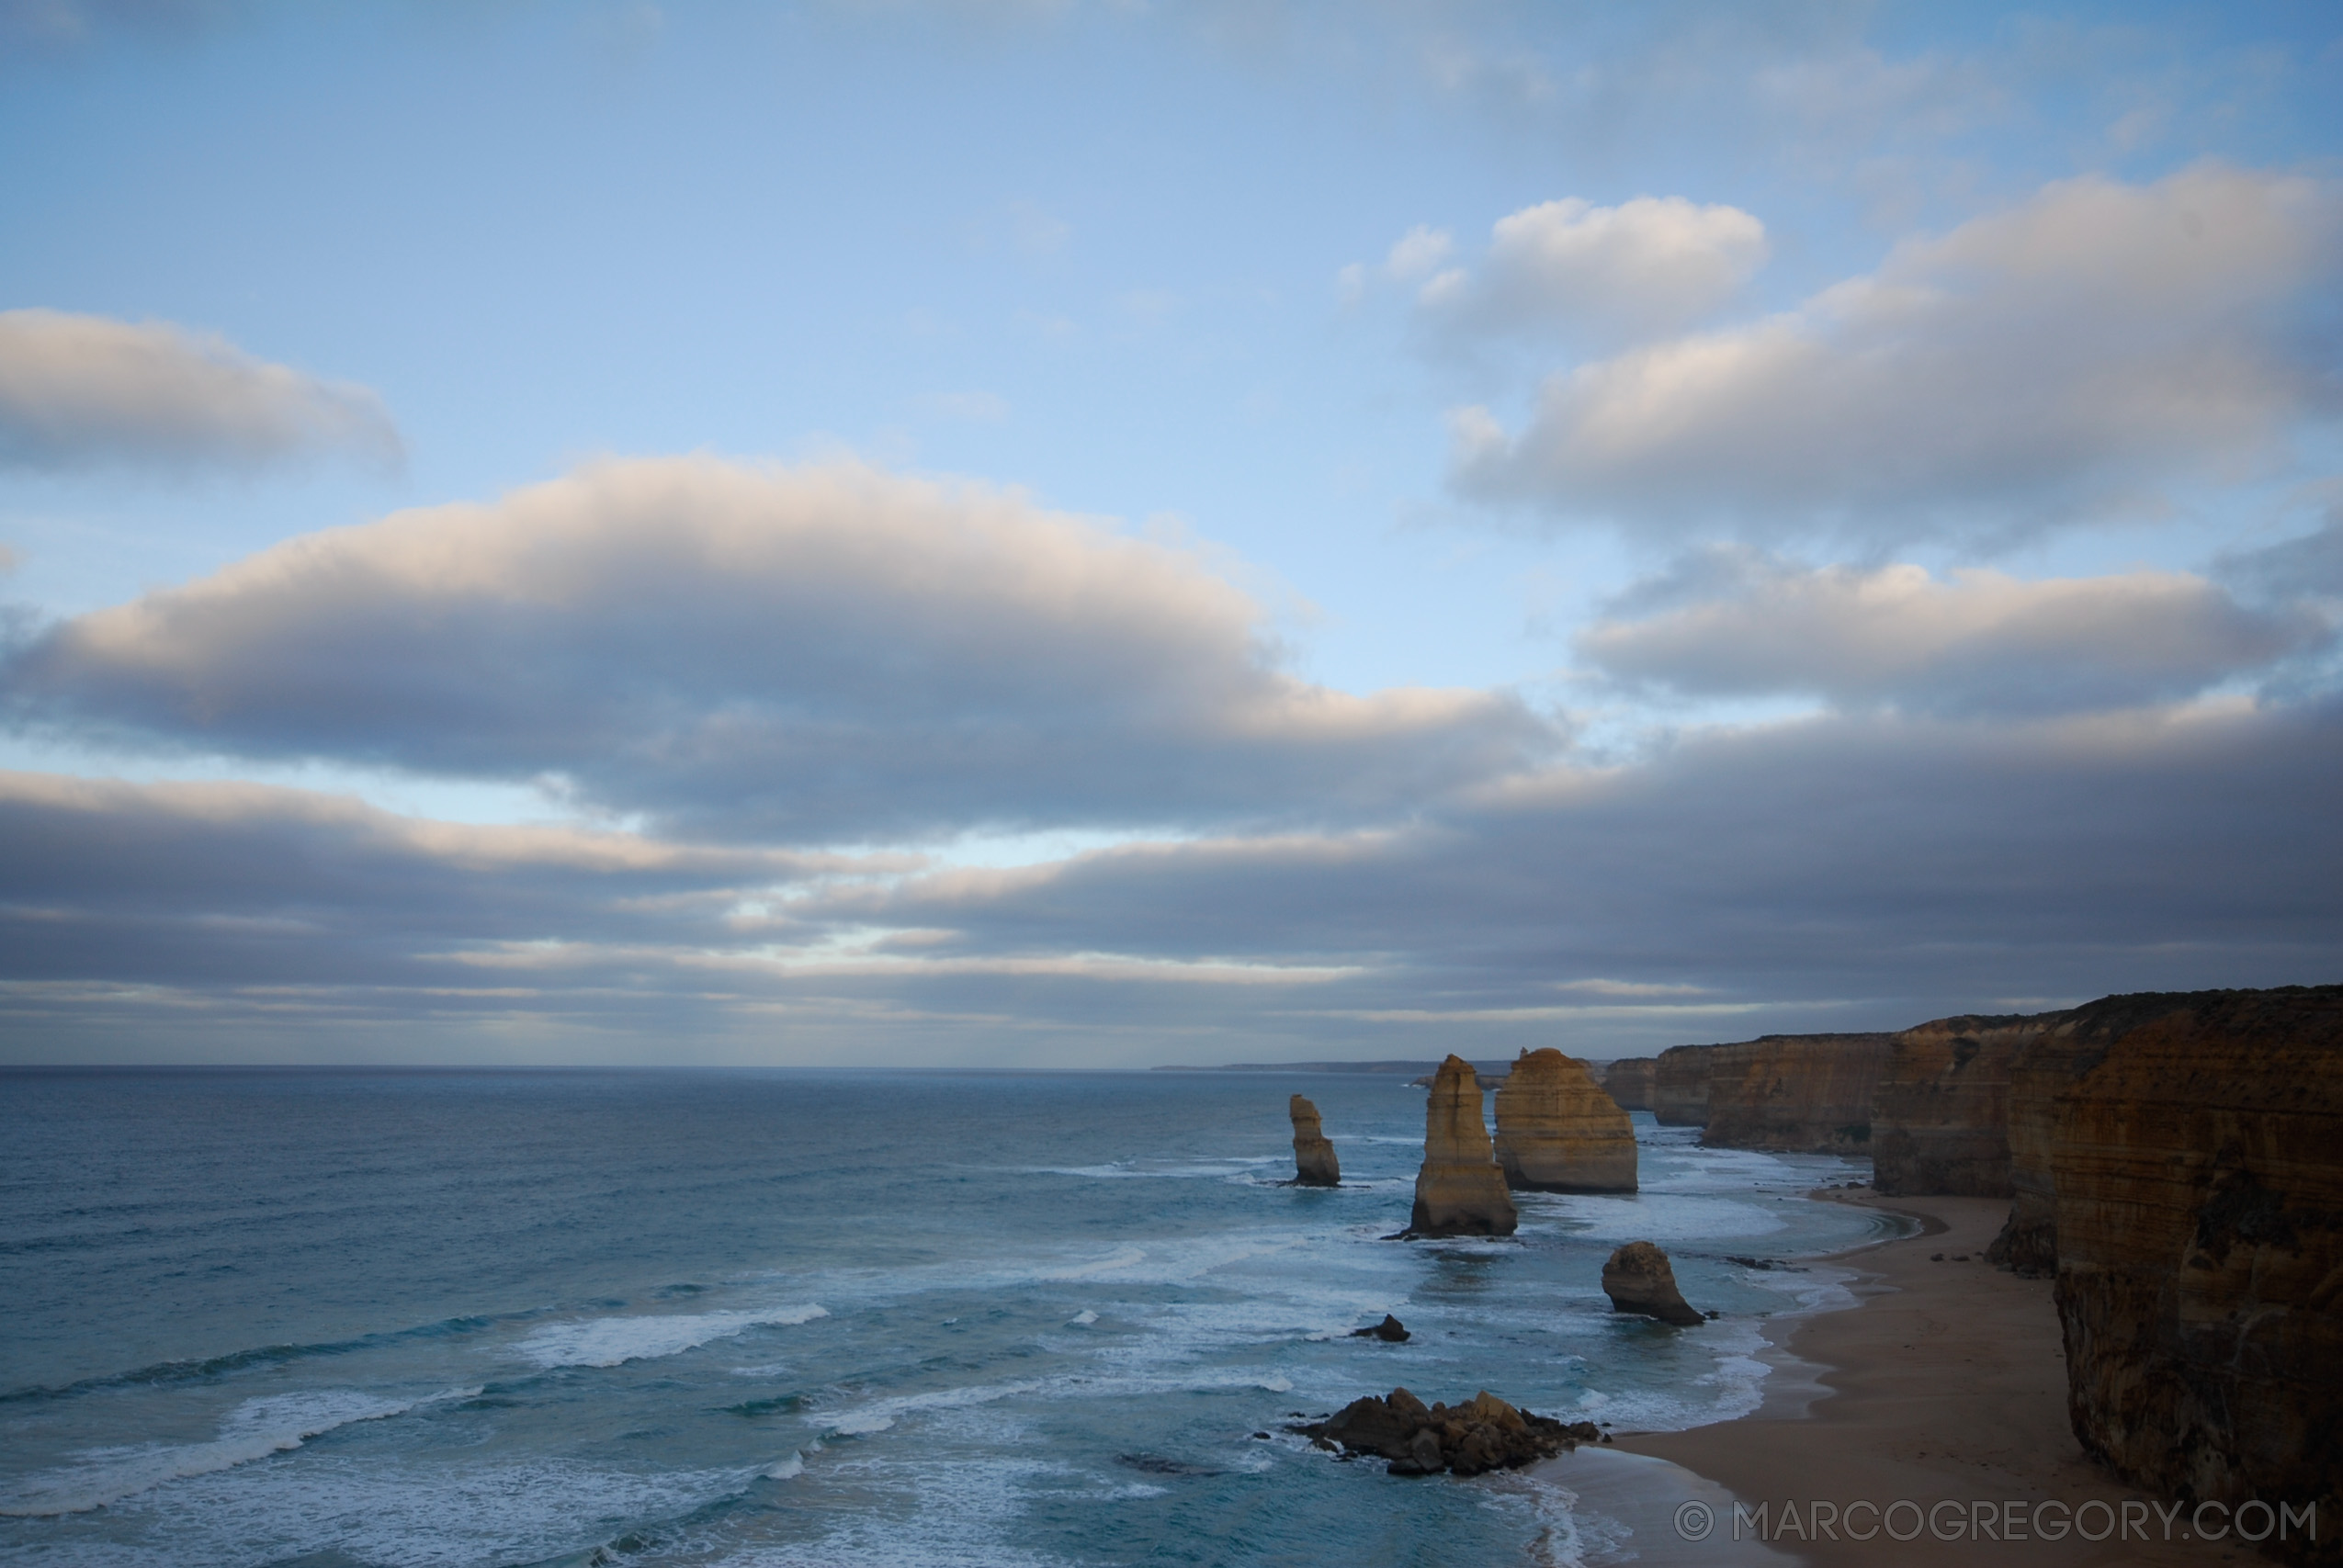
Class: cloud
1449,164,2343,542
9,689,2338,1062
807,698,2343,1033
0,310,402,475
1575,551,2330,716
1416,196,1768,344
0,456,1555,843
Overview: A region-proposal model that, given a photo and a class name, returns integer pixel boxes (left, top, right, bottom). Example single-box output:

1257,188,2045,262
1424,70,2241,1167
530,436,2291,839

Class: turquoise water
0,1069,1904,1566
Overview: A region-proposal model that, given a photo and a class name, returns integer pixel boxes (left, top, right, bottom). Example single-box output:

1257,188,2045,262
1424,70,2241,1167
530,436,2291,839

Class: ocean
0,1068,1906,1567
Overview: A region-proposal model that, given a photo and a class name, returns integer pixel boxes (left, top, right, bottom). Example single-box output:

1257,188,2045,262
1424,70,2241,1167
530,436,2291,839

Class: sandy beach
1535,1193,2275,1567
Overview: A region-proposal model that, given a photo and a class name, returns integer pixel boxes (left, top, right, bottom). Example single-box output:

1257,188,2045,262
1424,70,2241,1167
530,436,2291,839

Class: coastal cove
2,1067,1892,1568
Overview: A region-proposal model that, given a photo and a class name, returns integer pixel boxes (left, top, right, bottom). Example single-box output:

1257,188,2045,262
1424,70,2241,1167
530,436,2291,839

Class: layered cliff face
1595,1057,1655,1113
1698,1034,1892,1153
1493,1049,1636,1193
1649,1043,1719,1126
2042,987,2343,1562
1987,1024,2108,1275
1409,1055,1518,1237
1873,1014,2061,1197
1289,1094,1340,1186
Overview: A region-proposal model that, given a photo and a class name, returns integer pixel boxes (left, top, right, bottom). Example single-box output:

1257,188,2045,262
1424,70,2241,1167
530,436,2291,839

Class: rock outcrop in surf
1492,1048,1636,1192
1300,1387,1602,1476
1601,1240,1704,1326
1287,1094,1340,1186
1405,1055,1516,1237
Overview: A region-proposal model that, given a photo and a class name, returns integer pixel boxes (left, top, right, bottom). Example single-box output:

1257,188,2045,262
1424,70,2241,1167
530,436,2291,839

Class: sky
0,0,2337,1066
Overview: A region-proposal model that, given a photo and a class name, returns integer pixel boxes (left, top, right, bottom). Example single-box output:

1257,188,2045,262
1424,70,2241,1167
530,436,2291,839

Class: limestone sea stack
1407,1055,1517,1237
1601,1240,1704,1326
1288,1094,1340,1186
1493,1048,1636,1192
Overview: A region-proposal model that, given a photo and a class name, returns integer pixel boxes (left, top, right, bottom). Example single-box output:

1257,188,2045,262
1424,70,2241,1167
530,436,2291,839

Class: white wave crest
516,1303,828,1369
0,1387,471,1518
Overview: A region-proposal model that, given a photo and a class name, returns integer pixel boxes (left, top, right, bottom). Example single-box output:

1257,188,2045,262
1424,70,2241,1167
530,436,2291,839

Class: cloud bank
1,456,1556,841
1450,164,2343,541
0,309,401,474
1577,551,2330,716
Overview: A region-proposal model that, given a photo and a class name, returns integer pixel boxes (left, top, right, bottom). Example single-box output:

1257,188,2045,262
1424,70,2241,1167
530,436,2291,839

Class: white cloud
1,456,1553,842
0,310,402,474
1417,196,1768,344
1449,164,2343,541
1576,552,2330,716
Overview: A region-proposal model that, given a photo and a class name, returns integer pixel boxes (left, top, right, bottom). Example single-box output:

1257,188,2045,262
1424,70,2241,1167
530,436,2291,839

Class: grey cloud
0,310,402,474
1573,550,2330,716
5,690,2337,1062
1449,164,2343,543
0,456,1557,842
810,698,2343,1042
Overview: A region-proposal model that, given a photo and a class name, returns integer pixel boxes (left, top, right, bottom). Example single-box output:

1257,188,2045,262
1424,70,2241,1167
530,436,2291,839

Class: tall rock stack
2033,987,2343,1560
1408,1055,1517,1237
1288,1094,1341,1186
1873,1013,2061,1197
1493,1048,1637,1192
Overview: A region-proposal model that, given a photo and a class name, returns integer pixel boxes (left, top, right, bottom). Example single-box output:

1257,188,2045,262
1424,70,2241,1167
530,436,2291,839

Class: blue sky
2,0,2338,1064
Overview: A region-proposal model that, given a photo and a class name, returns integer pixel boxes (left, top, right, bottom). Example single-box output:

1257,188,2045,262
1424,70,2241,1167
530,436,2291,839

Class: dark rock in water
1601,1240,1705,1326
1288,1094,1341,1186
1298,1387,1598,1478
1350,1314,1409,1342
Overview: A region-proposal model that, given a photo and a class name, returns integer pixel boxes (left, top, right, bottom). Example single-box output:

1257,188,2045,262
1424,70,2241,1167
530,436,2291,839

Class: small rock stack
1288,1094,1341,1186
1601,1240,1705,1325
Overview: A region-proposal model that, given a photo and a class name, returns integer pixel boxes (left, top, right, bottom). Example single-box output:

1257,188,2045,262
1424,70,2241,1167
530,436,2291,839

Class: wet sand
1541,1193,2269,1567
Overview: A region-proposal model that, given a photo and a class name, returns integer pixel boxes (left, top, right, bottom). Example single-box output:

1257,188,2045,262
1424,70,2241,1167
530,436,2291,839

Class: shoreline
1538,1192,2266,1566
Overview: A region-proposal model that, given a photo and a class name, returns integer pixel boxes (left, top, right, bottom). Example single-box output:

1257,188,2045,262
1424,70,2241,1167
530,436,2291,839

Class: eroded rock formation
2032,987,2343,1560
1873,1013,2060,1197
1986,1022,2109,1275
1601,1240,1704,1325
1407,1055,1517,1237
1301,1387,1601,1476
1596,1056,1655,1112
1288,1094,1340,1186
1700,1033,1892,1153
1649,1043,1721,1125
1493,1048,1636,1192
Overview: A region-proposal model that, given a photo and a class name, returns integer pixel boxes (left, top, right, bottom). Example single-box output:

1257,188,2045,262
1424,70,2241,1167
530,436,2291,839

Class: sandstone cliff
2039,987,2343,1563
1649,1043,1721,1125
1408,1055,1517,1237
1595,1056,1655,1112
1493,1048,1636,1192
1699,1033,1892,1153
1288,1094,1341,1186
1873,1013,2061,1197
1986,1022,2108,1274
